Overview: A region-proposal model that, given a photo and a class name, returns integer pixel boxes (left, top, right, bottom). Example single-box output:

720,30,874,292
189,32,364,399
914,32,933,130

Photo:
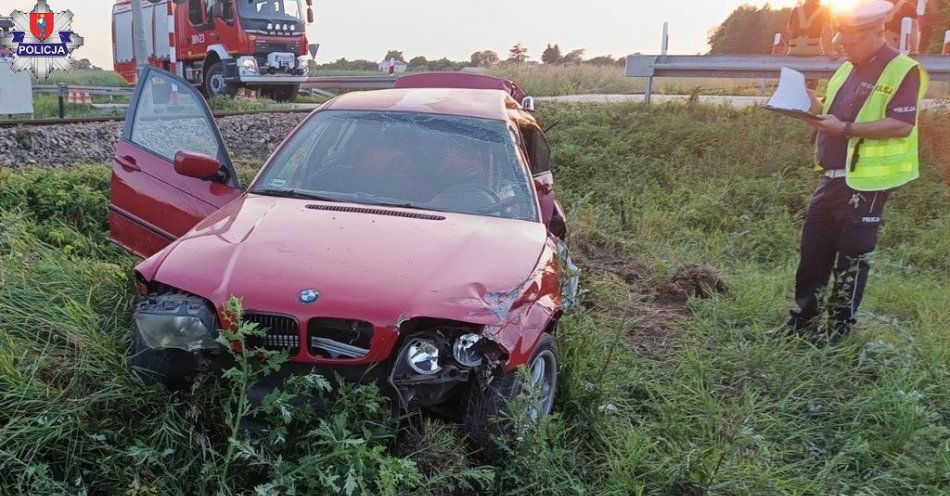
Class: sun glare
822,0,863,16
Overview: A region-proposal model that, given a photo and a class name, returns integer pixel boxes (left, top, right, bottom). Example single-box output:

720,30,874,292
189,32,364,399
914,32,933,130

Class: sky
2,0,806,69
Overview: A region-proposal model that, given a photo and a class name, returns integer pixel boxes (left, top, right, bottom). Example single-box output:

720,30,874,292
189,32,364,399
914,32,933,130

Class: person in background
917,0,941,52
777,0,928,345
787,0,835,57
883,0,928,52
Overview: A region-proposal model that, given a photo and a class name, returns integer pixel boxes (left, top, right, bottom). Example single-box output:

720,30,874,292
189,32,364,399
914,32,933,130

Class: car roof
322,88,518,121
394,73,528,102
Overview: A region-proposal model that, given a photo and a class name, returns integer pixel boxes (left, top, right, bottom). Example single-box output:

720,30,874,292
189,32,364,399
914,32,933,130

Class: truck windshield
237,0,302,21
251,110,538,222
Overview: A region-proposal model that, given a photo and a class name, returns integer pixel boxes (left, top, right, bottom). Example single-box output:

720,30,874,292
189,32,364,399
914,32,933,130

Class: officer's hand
806,90,821,114
808,115,847,135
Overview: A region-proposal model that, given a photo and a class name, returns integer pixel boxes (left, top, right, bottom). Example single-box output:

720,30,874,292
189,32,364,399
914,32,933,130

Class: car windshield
251,110,538,222
237,0,302,21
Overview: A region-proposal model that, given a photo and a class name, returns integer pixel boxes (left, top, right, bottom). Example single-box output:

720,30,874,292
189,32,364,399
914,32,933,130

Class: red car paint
112,67,565,371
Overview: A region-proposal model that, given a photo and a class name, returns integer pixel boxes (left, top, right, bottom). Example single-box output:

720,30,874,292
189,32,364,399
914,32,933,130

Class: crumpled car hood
140,195,548,326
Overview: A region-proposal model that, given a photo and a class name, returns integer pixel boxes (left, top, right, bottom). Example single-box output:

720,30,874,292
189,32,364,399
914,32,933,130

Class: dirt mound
662,263,729,303
571,241,732,350
571,240,686,350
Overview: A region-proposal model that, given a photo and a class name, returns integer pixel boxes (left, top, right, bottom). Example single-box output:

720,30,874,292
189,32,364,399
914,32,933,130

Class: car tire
260,84,299,102
462,333,559,459
131,323,197,389
203,62,237,99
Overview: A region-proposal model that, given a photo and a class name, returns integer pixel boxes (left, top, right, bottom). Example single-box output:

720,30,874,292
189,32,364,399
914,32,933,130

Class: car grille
308,318,374,359
244,313,300,354
305,204,446,221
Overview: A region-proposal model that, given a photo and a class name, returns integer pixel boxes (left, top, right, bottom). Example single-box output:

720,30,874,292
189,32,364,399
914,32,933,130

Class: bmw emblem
298,289,320,304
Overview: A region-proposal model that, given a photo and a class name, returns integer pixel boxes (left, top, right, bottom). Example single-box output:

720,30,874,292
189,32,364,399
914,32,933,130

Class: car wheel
131,323,197,389
260,84,299,102
462,333,559,459
203,62,237,99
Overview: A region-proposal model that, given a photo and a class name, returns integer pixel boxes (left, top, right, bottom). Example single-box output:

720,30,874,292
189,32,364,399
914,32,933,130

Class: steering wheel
473,195,525,216
429,183,501,211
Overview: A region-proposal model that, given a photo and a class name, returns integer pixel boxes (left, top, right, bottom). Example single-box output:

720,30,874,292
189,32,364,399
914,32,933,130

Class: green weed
1,102,948,494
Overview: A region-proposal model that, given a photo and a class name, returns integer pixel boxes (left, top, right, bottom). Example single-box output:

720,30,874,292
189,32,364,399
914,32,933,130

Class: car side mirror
174,151,224,181
521,96,535,111
307,7,314,23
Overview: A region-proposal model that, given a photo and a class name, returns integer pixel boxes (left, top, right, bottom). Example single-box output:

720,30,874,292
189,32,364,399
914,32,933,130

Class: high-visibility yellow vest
821,54,929,191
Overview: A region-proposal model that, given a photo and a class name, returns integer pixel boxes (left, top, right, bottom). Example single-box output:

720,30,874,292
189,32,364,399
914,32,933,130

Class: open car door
109,67,242,258
521,124,567,239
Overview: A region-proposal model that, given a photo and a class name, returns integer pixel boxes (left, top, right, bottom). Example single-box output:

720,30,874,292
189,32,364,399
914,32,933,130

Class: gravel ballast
0,112,308,169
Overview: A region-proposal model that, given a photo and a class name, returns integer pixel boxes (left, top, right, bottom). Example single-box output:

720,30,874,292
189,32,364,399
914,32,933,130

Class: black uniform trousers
790,176,890,328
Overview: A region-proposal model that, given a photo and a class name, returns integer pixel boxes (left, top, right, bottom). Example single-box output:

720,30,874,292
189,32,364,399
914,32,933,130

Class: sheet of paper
767,68,812,113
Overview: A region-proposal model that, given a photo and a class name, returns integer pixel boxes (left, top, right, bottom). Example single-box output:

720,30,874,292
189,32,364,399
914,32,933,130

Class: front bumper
237,74,308,84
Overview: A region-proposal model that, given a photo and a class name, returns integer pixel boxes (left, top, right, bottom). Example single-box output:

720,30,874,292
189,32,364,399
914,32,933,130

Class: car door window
521,126,551,175
129,71,222,163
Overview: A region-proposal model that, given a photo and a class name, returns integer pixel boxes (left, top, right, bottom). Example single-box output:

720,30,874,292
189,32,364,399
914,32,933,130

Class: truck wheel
131,323,197,389
260,84,300,102
203,62,237,98
462,333,559,459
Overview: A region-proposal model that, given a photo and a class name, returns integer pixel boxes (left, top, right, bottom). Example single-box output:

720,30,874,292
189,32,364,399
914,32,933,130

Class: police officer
781,0,928,344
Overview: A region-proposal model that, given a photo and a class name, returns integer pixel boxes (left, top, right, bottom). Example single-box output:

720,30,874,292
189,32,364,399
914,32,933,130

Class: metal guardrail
33,84,134,97
19,75,400,121
626,54,950,104
28,84,133,119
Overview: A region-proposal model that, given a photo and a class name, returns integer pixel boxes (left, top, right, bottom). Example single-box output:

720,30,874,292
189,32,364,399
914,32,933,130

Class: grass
43,69,130,87
1,102,948,494
489,63,950,99
487,63,778,97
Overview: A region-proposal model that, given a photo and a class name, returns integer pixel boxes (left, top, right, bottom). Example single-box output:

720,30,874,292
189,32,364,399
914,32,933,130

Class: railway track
0,107,318,128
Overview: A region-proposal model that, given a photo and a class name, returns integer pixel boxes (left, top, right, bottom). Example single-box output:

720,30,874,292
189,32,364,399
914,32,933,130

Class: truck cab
112,0,314,101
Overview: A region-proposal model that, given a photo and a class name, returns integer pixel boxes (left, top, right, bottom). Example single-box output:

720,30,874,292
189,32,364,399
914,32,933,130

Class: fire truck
112,0,314,101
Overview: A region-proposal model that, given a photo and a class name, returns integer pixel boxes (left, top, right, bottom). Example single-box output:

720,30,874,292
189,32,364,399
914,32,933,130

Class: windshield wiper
346,192,431,211
252,188,342,202
362,200,419,209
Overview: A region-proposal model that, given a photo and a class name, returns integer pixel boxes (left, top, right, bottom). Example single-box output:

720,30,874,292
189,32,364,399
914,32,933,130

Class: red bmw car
110,67,575,448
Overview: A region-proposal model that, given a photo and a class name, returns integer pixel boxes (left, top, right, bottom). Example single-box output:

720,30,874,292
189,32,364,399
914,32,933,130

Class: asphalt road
537,93,950,110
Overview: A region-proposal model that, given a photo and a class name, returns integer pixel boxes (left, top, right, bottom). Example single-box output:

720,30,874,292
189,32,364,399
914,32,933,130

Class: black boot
810,319,854,347
770,311,818,340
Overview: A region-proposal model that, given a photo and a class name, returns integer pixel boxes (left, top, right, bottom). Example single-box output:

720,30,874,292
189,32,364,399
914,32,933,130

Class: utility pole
131,0,149,80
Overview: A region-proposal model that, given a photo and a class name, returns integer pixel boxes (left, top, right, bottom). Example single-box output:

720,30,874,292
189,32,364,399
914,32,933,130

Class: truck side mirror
305,0,313,6
307,8,314,23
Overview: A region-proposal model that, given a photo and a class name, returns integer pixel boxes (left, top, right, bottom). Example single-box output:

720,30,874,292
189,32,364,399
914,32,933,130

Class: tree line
315,44,625,72
709,1,950,55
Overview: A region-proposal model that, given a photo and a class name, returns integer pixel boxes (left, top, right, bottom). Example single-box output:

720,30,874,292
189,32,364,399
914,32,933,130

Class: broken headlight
134,292,220,352
452,333,483,368
406,339,441,375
